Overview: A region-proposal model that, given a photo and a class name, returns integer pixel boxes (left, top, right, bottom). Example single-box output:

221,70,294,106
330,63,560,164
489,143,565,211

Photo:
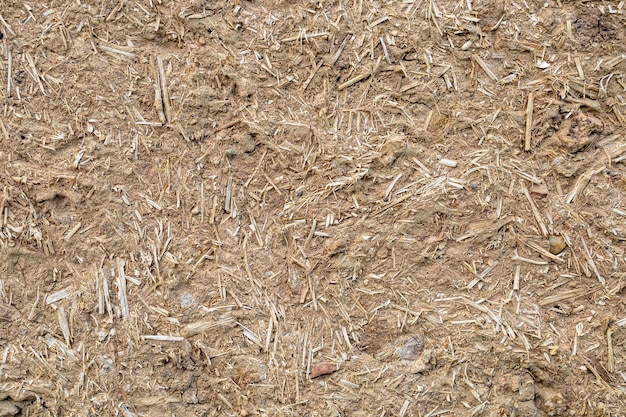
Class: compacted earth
0,0,625,415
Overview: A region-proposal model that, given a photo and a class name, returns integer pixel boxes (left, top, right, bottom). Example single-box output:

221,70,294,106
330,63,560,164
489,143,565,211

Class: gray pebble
180,293,194,307
397,335,424,360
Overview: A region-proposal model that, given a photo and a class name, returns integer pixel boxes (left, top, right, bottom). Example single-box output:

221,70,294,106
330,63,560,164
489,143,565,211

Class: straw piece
513,265,521,290
380,37,391,64
612,106,626,126
512,250,548,265
472,54,498,81
607,328,615,373
99,45,135,58
282,31,330,42
181,315,235,337
523,240,564,264
338,57,381,90
24,53,46,95
539,288,588,306
143,335,185,342
338,72,371,91
64,222,82,241
6,51,11,98
157,56,172,124
332,34,353,65
522,188,547,236
580,237,605,285
58,307,71,346
117,259,130,318
566,166,604,204
302,60,323,91
46,287,73,304
0,13,16,36
524,92,534,151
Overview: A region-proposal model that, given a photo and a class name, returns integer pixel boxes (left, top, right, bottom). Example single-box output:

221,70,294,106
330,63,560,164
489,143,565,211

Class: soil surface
0,1,625,416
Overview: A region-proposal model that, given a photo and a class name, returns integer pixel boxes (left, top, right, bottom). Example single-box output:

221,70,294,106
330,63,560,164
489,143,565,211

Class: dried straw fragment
439,158,457,167
6,52,12,98
117,259,129,318
338,57,382,91
522,188,547,236
181,314,235,337
301,60,323,91
58,307,71,346
565,166,604,204
0,13,16,36
581,357,615,393
156,56,172,124
511,250,548,265
538,288,588,307
607,328,615,373
524,92,534,151
380,37,392,64
513,265,521,290
143,195,162,211
64,222,82,241
24,53,46,95
46,286,73,304
225,176,233,213
580,237,605,285
472,54,498,81
612,106,626,126
332,34,353,65
143,335,185,342
282,31,330,42
42,334,78,362
99,45,135,58
523,240,564,263
154,85,166,124
218,393,234,410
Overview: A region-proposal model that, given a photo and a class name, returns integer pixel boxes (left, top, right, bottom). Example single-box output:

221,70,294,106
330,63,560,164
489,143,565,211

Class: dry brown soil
1,0,626,416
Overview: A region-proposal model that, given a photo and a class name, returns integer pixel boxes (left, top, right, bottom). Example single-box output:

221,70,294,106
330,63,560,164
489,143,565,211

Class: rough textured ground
0,0,626,416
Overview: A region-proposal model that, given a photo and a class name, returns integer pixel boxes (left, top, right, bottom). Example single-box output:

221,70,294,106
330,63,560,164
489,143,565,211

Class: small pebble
397,335,424,360
310,362,338,379
549,235,566,255
96,330,108,342
180,293,194,308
